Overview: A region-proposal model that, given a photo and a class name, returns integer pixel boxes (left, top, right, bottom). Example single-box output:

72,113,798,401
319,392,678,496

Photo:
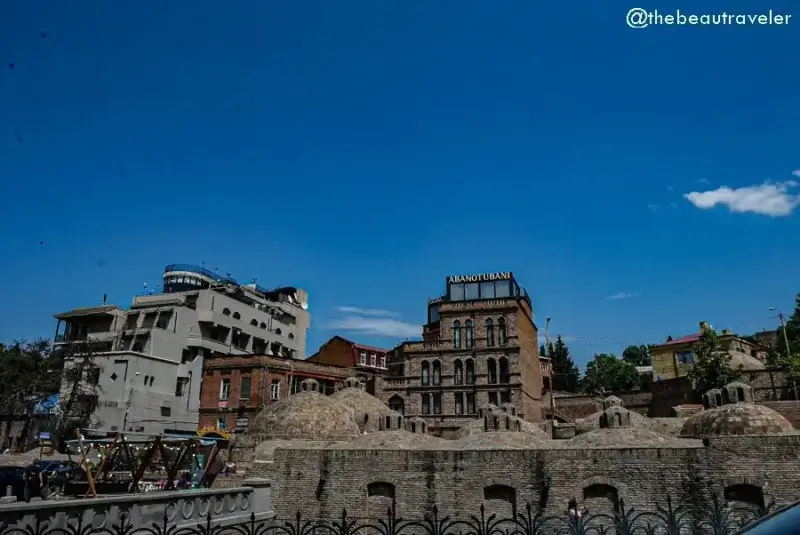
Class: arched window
498,317,507,345
232,311,241,320
486,318,494,347
499,357,510,384
432,361,442,385
454,360,463,385
421,361,430,386
466,359,475,385
583,484,620,514
222,308,231,316
465,320,474,349
483,484,517,519
388,395,405,415
487,358,498,384
453,320,462,349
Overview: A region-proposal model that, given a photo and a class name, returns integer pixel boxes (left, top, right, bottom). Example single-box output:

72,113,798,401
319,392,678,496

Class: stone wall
270,435,800,520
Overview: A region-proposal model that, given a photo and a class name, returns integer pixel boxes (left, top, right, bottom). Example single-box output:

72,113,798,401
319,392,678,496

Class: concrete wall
0,481,272,531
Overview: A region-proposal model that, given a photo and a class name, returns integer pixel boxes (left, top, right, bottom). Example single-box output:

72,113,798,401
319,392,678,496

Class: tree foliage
773,293,800,381
547,335,580,392
621,344,652,367
581,353,641,394
687,327,741,395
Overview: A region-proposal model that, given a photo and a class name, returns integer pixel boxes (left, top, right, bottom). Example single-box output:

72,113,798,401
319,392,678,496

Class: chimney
103,293,107,305
699,321,709,332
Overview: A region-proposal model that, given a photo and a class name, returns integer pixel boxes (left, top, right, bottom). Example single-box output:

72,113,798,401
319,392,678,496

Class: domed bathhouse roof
454,403,550,440
248,378,361,441
568,405,698,448
452,431,552,450
680,383,794,438
328,430,447,450
575,397,649,434
330,377,397,433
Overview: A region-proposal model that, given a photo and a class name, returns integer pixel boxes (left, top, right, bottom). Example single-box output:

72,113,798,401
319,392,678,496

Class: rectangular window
433,393,442,415
160,406,171,417
500,390,511,404
219,379,231,400
216,417,227,429
466,393,476,415
240,376,252,400
488,391,498,405
380,355,386,368
421,394,431,415
495,281,511,298
480,281,496,299
454,393,464,415
371,353,377,367
676,351,695,364
270,379,280,400
174,378,185,397
359,351,367,365
464,283,480,300
450,283,465,301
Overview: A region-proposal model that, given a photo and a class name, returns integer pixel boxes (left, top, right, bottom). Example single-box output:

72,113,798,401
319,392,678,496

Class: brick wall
271,434,800,519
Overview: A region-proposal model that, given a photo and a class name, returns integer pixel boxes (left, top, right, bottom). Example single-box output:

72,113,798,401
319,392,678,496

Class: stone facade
378,293,545,438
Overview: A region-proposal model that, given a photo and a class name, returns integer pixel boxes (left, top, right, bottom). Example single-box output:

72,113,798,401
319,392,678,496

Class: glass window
513,282,521,297
676,351,695,364
455,393,463,414
466,392,476,414
433,393,442,415
429,304,440,323
454,360,463,384
495,281,511,298
480,281,495,299
488,392,498,405
465,320,474,349
486,318,495,347
464,283,480,300
450,283,465,301
421,394,431,415
453,321,462,349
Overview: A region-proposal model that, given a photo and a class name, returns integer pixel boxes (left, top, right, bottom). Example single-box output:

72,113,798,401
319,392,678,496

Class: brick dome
455,404,550,440
567,428,697,449
328,430,447,450
680,403,793,438
452,431,551,450
248,378,361,440
331,378,394,433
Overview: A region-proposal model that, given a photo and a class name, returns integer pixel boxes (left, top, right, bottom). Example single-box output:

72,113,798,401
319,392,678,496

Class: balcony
186,334,248,355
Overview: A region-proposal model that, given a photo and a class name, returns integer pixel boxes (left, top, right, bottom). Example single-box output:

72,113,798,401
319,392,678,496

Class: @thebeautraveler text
626,8,792,29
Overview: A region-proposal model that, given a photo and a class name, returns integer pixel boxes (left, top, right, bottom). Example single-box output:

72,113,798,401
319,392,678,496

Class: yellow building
651,321,768,381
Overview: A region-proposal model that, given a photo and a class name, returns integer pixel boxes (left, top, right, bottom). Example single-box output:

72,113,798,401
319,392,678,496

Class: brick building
198,354,353,433
307,336,389,391
378,271,546,437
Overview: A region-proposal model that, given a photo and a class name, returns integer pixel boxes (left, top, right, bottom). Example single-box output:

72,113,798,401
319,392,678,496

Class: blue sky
1,1,798,368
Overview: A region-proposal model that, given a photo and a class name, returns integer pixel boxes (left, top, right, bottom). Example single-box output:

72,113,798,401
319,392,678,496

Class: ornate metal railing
0,496,789,535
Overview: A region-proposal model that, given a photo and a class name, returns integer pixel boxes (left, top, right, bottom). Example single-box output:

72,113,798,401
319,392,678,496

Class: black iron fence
0,496,790,535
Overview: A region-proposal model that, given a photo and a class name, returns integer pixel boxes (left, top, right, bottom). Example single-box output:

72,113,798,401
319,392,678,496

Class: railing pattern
0,496,785,535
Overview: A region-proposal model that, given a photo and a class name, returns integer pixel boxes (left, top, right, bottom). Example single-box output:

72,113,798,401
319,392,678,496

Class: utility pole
775,311,798,400
545,318,555,419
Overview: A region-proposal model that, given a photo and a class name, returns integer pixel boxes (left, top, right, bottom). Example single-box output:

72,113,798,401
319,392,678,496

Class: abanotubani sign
447,272,512,284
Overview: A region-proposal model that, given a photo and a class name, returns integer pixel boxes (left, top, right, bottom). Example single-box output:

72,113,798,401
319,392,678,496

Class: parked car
738,502,800,534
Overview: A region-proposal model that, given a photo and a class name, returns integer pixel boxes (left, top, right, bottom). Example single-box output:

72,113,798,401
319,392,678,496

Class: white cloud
336,306,397,317
698,177,710,185
604,292,640,302
792,170,800,178
323,316,421,338
684,181,800,217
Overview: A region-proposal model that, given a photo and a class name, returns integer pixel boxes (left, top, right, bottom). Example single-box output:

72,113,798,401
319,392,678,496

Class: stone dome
454,413,550,440
566,428,699,449
452,431,551,450
331,378,395,433
575,404,649,434
730,353,765,371
680,403,793,438
328,430,447,450
248,378,361,440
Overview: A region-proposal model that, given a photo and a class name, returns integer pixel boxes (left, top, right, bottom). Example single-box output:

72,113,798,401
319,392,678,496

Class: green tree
539,343,546,358
621,344,652,367
547,335,581,392
581,353,641,394
687,326,741,396
772,293,800,384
